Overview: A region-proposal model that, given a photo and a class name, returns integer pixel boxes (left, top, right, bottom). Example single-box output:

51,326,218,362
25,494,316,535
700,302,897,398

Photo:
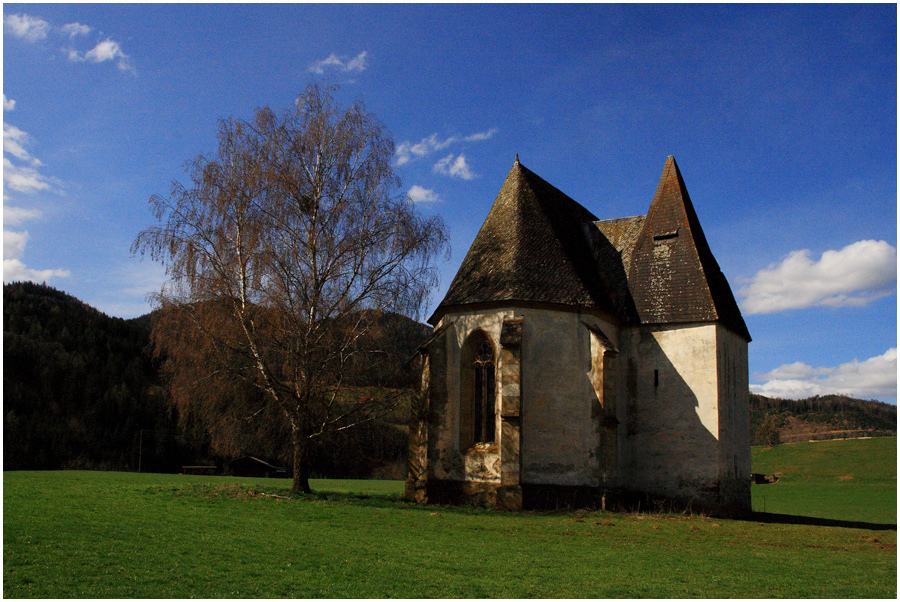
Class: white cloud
2,230,71,283
4,13,50,42
4,206,42,225
309,51,368,74
3,157,52,194
3,106,68,283
394,128,498,167
6,14,134,74
4,230,30,258
433,154,475,180
3,258,70,283
751,348,897,401
407,185,441,204
60,22,91,38
70,38,135,73
3,95,16,112
464,128,499,142
739,240,897,314
395,134,456,166
4,123,43,166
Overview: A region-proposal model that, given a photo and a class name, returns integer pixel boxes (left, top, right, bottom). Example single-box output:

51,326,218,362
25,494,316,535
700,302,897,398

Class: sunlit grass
751,436,896,524
5,458,895,598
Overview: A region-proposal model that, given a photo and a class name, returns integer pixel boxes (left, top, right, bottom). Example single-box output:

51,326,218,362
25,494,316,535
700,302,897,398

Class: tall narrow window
473,342,496,443
460,331,496,448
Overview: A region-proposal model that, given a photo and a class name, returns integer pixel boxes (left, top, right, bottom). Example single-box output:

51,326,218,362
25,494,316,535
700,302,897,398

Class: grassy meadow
4,438,896,598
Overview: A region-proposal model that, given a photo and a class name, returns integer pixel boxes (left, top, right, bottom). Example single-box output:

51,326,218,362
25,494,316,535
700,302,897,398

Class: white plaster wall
716,325,750,479
621,323,722,495
432,307,621,489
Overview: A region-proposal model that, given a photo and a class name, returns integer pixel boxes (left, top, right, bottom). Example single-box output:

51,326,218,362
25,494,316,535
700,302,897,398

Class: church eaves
627,156,751,341
431,158,619,324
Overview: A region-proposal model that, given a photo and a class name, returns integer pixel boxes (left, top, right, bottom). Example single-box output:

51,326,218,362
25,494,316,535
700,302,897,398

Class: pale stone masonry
406,156,751,515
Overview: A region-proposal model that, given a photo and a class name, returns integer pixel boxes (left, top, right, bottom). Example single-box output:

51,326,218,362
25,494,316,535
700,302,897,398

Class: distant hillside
3,282,430,476
3,281,191,471
750,393,896,445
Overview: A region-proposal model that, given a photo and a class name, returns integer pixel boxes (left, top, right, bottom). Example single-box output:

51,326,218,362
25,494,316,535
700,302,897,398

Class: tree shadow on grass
746,511,896,531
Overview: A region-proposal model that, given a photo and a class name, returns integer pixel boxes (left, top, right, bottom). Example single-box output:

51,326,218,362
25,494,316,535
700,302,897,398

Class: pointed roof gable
431,159,618,323
627,156,751,340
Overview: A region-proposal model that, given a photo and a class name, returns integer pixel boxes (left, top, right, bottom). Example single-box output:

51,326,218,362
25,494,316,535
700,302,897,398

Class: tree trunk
292,428,312,494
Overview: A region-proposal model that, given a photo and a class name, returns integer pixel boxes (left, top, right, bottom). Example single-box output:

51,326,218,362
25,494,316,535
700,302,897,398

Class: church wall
621,323,722,500
427,312,508,488
424,307,621,500
715,325,751,511
518,308,618,488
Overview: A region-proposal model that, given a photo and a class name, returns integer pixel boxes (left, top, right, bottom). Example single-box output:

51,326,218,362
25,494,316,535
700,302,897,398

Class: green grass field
4,438,896,598
752,436,897,524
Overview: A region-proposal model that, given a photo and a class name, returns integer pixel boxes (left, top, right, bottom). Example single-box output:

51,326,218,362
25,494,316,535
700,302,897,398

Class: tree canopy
133,84,448,492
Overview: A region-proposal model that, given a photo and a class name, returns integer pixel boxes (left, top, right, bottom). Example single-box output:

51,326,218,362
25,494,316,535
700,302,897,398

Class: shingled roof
626,156,751,341
431,155,751,342
431,158,619,323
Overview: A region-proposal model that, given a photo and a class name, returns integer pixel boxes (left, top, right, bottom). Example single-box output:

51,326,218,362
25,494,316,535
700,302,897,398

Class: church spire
627,156,750,340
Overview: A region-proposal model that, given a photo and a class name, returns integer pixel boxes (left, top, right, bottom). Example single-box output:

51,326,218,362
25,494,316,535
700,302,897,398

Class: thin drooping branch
133,83,449,493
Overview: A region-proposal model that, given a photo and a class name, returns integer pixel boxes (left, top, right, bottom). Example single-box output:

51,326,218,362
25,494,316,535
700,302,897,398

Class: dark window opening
473,342,496,443
460,333,497,448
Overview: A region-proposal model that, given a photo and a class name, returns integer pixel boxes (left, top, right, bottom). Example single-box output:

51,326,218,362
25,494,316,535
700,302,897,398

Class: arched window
460,331,496,448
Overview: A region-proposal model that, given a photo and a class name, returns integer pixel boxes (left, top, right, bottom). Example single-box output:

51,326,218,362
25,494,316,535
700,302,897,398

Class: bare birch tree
132,84,448,493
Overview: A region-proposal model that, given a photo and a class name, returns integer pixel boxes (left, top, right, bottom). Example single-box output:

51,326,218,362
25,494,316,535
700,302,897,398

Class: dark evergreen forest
4,281,188,471
3,282,427,476
4,282,895,474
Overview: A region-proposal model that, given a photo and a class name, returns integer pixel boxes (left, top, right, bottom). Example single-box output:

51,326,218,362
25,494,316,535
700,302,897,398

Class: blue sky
3,4,896,402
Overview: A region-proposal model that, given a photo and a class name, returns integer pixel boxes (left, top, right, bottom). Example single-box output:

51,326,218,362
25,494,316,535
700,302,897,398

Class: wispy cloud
394,128,498,168
2,97,69,284
4,13,50,42
739,240,897,314
3,95,16,112
407,185,441,204
5,12,134,74
309,51,368,74
4,206,42,225
2,230,71,282
433,154,475,180
69,38,135,74
60,22,91,38
3,122,57,194
751,348,897,401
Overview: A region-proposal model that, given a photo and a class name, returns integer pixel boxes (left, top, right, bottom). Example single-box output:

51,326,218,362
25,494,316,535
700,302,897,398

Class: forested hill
3,282,430,474
3,281,186,471
750,392,896,445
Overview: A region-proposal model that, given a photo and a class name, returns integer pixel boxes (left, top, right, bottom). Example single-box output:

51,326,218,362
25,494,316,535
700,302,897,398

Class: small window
653,230,679,242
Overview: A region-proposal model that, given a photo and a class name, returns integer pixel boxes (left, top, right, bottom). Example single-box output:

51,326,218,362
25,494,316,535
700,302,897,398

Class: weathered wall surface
417,307,749,513
426,307,620,493
620,323,721,499
715,325,751,510
519,308,619,488
428,312,508,485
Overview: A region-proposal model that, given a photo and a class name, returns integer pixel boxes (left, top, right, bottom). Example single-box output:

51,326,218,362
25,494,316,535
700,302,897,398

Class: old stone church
406,156,751,515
